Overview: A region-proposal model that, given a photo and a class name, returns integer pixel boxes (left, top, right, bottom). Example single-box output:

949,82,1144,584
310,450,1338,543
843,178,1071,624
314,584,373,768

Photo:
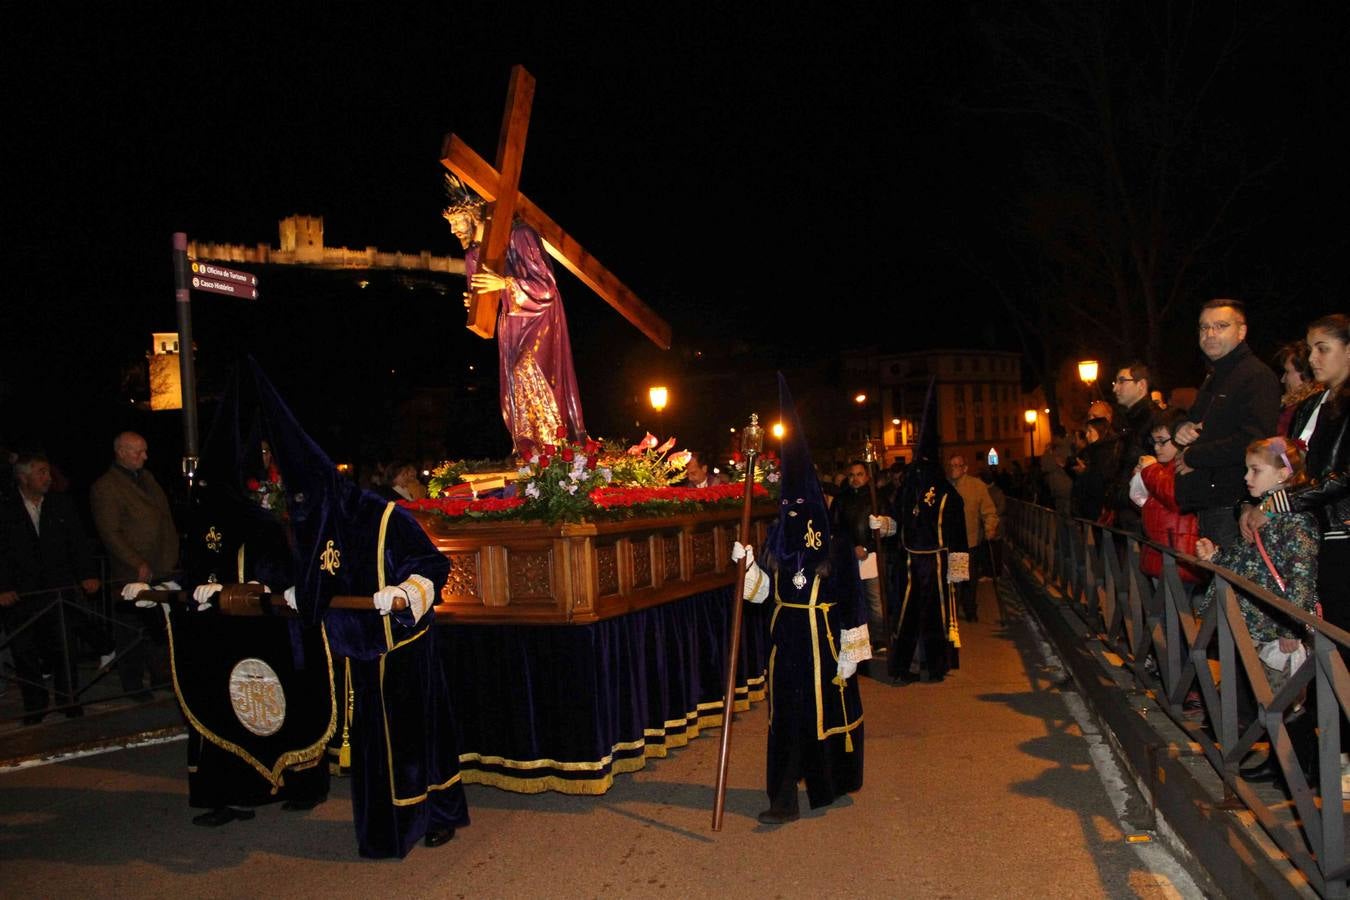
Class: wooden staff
126,584,407,616
712,415,763,831
864,442,891,655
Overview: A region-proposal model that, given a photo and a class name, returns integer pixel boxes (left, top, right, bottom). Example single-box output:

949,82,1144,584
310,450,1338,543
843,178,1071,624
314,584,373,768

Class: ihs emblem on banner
320,540,342,575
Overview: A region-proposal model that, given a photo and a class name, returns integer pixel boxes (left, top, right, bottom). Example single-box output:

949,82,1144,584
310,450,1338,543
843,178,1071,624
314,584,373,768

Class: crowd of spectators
1025,303,1350,793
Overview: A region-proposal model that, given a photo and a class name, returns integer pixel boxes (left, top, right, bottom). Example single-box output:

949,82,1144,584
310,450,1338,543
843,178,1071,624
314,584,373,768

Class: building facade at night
841,348,1039,468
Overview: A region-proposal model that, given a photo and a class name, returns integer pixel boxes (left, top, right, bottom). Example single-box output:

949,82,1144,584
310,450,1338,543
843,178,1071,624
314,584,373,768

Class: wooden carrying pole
712,414,763,831
126,585,406,616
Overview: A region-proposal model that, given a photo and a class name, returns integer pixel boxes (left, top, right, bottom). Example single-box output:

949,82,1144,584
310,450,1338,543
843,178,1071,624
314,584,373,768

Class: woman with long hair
1273,340,1323,437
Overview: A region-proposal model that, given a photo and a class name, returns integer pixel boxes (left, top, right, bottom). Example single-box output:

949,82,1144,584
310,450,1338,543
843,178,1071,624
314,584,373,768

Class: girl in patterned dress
1194,437,1319,686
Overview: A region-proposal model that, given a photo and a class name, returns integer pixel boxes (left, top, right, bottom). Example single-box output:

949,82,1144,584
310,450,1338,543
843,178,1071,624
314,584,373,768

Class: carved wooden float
413,505,776,626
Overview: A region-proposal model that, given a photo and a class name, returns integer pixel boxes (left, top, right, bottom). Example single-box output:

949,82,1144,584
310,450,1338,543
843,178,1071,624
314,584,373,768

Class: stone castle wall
188,215,464,274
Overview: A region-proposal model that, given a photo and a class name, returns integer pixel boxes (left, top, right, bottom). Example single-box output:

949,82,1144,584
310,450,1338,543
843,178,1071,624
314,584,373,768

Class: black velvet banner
166,609,336,784
439,587,771,794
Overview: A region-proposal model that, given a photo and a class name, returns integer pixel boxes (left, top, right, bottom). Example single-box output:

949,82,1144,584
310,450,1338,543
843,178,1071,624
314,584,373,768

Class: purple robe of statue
466,222,586,455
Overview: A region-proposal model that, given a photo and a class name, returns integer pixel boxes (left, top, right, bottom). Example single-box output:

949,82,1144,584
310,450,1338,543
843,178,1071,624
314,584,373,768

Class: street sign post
189,261,259,299
172,238,263,488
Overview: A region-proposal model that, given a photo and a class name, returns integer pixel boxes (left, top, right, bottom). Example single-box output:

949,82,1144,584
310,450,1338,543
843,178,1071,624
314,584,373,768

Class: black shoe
756,808,800,825
192,807,256,827
281,795,326,812
424,828,455,847
892,673,919,686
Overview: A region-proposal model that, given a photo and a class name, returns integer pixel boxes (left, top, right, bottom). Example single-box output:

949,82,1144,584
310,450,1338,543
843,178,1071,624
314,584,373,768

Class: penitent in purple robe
466,222,587,455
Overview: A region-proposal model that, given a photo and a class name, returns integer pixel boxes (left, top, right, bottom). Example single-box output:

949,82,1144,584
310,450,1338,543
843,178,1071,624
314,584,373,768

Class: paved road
0,581,1201,898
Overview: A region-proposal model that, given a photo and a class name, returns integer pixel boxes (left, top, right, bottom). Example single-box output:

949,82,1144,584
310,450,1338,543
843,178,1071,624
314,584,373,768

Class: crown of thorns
442,173,487,218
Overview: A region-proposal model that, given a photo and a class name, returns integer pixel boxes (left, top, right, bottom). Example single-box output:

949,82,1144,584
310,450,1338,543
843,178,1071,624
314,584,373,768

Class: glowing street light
649,385,668,434
1024,409,1039,461
854,393,867,405
1078,359,1099,389
772,422,785,440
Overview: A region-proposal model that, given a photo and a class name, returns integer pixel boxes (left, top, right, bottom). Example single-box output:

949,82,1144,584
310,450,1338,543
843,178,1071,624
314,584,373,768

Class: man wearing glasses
1173,299,1281,546
1109,361,1161,535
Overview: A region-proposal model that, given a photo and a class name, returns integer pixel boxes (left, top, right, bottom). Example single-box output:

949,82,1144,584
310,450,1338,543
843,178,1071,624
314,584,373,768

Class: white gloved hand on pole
868,515,896,537
397,575,435,622
372,585,408,616
193,583,223,611
121,582,151,601
283,586,298,611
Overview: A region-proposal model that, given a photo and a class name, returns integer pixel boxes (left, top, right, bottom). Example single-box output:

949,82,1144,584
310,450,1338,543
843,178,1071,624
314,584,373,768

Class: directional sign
189,261,259,299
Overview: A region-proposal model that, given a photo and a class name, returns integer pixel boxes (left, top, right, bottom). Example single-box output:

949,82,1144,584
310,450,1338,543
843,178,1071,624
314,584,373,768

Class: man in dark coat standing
1174,300,1281,546
0,454,102,722
1108,360,1161,535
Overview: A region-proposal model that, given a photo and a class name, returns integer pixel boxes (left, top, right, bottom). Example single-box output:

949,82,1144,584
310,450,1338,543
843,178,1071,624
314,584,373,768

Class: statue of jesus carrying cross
444,178,586,455
439,65,671,460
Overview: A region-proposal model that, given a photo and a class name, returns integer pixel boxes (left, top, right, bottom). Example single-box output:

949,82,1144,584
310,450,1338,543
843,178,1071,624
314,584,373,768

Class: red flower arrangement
401,495,526,518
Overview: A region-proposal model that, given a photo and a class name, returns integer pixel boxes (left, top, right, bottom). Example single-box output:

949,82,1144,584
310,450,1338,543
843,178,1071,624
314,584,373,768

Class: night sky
5,4,1349,483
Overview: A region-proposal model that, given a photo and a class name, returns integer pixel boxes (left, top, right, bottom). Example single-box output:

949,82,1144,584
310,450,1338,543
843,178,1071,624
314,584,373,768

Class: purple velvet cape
466,221,587,453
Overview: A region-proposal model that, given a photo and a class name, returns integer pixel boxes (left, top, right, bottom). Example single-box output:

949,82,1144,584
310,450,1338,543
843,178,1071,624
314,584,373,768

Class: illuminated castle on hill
187,215,464,275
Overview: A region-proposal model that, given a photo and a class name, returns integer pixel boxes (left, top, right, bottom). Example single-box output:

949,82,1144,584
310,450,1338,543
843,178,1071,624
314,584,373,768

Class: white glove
246,580,271,594
731,541,752,564
836,624,871,683
193,583,223,611
743,562,769,603
121,582,151,601
283,586,298,611
868,515,896,537
398,575,435,623
947,551,971,583
373,585,407,616
157,580,182,591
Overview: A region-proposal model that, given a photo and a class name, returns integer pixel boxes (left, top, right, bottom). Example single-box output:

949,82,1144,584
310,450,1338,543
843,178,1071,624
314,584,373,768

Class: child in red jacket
1133,411,1205,587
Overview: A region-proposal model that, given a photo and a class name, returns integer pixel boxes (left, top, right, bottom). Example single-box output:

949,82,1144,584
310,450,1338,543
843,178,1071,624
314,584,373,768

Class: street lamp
1078,360,1099,386
771,422,785,440
1024,408,1039,463
1078,359,1100,402
649,385,668,435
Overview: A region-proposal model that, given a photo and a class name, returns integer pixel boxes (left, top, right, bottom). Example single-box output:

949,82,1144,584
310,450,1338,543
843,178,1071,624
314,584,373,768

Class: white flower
767,472,780,483
558,479,568,489
524,482,541,499
518,466,533,478
529,454,540,465
599,467,613,484
566,483,578,495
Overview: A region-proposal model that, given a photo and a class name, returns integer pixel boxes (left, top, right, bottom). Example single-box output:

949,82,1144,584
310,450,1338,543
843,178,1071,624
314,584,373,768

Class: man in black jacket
0,454,102,723
1109,360,1161,535
831,460,884,651
1173,299,1281,546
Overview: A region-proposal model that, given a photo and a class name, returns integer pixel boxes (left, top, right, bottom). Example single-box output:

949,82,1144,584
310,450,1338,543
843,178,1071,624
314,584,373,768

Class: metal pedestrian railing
1006,498,1349,897
0,558,174,721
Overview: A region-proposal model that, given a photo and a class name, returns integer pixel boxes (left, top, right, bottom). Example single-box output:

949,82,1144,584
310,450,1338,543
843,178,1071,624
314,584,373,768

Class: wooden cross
440,65,672,350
